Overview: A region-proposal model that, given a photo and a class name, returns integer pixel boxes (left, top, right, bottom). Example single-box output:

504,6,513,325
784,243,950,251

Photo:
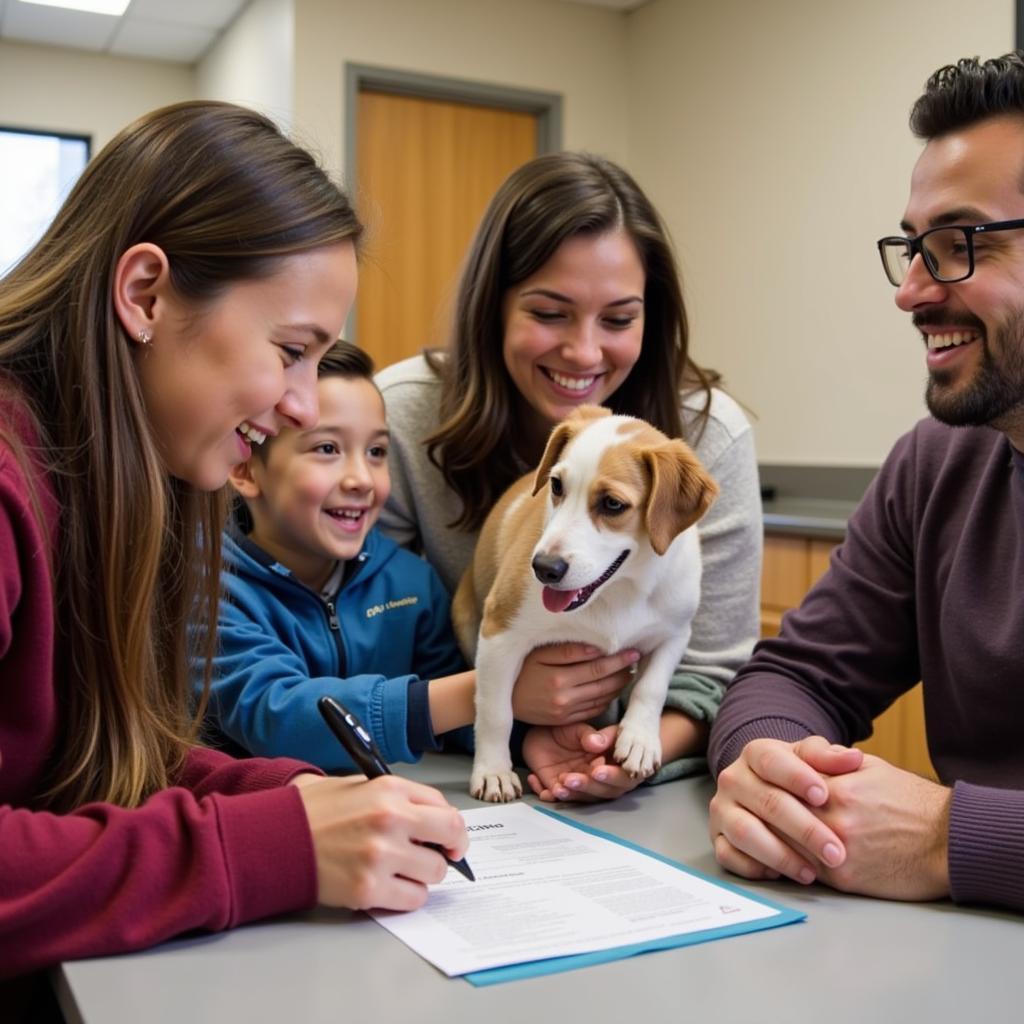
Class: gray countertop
761,496,856,539
758,463,875,540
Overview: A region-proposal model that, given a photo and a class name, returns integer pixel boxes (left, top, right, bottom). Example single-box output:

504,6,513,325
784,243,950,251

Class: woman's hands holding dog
512,643,640,726
295,774,468,911
425,644,635,738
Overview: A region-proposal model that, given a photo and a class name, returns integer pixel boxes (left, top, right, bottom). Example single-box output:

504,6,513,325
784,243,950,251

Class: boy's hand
512,643,639,726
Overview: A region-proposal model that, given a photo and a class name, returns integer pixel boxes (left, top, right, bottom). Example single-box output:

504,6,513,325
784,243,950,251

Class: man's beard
923,307,1024,428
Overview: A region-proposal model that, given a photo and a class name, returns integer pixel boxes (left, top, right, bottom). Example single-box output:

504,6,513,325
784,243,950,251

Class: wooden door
355,90,538,371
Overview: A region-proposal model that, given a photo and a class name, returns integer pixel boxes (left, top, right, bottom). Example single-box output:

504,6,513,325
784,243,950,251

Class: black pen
317,696,475,882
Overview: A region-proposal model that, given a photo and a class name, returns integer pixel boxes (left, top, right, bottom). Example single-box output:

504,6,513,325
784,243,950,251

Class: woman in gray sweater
376,152,762,802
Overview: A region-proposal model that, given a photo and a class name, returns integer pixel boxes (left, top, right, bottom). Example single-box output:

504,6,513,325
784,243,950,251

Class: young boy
204,341,475,770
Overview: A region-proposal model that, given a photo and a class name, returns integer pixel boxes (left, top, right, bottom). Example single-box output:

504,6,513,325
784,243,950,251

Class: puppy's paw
613,727,662,780
470,768,523,803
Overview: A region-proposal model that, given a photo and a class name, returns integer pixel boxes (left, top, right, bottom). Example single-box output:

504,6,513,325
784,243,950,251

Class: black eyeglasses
877,217,1024,286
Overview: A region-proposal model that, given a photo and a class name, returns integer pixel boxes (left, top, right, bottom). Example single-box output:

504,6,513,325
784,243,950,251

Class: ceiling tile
2,2,117,50
0,0,245,59
122,0,247,31
108,17,214,62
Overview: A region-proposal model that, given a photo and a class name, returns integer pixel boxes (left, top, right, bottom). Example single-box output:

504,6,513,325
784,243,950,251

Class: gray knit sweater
375,354,763,782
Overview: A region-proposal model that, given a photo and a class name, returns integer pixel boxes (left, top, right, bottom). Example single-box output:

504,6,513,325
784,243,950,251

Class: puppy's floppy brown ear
641,440,719,555
531,406,608,495
533,422,574,495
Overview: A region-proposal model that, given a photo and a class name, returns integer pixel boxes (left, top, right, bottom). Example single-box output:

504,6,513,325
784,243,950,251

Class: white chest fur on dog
453,405,718,802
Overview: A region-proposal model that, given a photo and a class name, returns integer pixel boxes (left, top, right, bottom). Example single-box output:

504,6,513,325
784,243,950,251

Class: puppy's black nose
532,553,569,585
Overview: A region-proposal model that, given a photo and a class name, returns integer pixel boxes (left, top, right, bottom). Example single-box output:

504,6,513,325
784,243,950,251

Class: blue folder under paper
463,806,806,987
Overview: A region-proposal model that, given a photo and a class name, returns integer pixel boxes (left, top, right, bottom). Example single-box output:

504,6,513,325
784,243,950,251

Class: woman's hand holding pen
296,775,469,911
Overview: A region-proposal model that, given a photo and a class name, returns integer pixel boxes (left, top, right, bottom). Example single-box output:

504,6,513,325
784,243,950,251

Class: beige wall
290,0,630,180
197,0,294,130
0,40,193,152
2,0,1017,466
627,0,1013,465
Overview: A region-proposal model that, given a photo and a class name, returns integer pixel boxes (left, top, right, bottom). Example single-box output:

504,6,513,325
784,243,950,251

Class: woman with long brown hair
0,101,467,1010
376,152,762,802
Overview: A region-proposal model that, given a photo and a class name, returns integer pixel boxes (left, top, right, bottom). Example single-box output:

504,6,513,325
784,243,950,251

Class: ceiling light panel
16,0,129,14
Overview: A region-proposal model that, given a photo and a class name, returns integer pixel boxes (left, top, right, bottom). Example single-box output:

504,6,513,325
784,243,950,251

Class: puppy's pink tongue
542,587,579,613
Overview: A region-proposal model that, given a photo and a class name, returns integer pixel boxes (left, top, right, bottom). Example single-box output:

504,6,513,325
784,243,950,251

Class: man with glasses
707,52,1024,913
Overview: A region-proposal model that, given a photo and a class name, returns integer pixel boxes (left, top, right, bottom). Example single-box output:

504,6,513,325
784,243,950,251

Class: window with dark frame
0,125,90,276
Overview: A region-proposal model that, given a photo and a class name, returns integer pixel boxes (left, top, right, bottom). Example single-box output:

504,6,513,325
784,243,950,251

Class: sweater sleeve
175,743,321,794
671,409,763,697
948,781,1024,913
639,398,763,784
0,760,318,977
708,429,921,779
209,597,421,768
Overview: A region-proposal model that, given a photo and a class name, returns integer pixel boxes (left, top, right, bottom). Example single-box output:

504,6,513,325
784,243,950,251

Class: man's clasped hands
709,736,952,901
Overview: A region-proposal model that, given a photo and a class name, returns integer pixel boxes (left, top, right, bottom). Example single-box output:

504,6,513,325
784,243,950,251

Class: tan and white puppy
453,405,718,802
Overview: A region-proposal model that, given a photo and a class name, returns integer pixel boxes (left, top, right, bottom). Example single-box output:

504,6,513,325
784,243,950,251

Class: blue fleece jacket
204,527,466,770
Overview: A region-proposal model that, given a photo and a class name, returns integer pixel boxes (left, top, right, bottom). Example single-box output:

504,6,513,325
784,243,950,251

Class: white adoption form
370,803,786,977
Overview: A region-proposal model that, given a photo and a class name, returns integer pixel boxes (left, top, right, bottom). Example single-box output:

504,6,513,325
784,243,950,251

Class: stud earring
137,328,152,347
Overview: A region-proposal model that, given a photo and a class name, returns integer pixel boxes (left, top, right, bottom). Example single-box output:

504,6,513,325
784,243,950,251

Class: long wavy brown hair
0,101,362,811
425,151,719,532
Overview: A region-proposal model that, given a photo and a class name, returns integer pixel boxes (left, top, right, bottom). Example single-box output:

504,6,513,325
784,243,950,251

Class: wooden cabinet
760,533,935,779
760,535,834,638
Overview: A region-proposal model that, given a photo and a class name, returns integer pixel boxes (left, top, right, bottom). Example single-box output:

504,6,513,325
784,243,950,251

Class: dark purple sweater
709,417,1024,913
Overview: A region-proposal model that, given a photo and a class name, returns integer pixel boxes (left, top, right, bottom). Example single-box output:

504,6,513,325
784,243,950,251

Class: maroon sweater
710,417,1024,913
0,410,320,985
